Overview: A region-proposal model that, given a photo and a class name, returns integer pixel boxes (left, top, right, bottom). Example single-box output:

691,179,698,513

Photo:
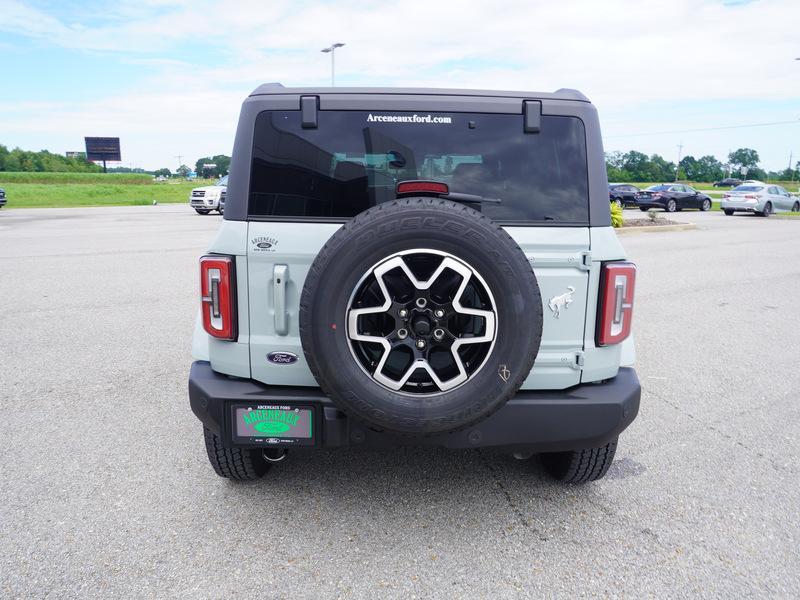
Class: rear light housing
396,180,449,196
200,255,237,341
596,261,636,346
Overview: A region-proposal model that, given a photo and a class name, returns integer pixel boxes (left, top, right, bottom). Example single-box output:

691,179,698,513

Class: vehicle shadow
197,445,631,542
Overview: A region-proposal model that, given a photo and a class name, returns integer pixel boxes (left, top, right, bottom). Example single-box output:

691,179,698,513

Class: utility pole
320,43,345,86
674,142,683,182
790,150,795,182
175,154,184,171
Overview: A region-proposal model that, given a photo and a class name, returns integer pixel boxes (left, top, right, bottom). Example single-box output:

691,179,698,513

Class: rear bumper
720,200,760,212
188,361,641,452
635,199,666,209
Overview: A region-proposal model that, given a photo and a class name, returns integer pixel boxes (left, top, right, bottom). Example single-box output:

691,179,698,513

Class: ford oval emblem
256,242,273,249
267,351,298,365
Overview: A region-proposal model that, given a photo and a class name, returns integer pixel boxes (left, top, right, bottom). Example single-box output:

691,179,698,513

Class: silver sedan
720,183,799,216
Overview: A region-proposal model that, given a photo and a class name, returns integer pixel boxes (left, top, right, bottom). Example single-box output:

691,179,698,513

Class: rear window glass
248,110,589,223
734,185,763,192
645,185,671,192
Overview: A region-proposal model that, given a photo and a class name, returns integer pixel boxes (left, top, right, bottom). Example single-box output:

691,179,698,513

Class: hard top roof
249,83,589,102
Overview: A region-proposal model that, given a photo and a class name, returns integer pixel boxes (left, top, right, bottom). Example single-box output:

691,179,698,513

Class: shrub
610,201,624,228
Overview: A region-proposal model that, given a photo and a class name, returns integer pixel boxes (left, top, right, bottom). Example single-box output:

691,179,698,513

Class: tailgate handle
274,264,289,335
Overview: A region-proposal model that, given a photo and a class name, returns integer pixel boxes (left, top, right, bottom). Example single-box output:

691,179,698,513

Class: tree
0,144,101,173
621,151,649,180
646,154,676,182
678,155,699,181
605,151,632,182
728,148,760,178
153,168,172,178
194,154,231,179
695,155,725,183
176,164,191,178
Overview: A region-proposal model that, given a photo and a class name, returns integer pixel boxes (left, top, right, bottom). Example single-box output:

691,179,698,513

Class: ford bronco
189,84,640,483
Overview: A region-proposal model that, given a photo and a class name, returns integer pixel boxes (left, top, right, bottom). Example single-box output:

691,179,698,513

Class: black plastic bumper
189,361,640,452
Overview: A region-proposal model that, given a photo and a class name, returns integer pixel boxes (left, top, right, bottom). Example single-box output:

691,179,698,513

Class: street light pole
321,43,345,86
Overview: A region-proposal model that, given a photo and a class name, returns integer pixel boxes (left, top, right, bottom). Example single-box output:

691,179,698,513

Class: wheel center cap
412,314,431,336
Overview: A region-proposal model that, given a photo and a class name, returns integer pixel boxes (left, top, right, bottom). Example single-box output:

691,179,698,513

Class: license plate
230,403,315,446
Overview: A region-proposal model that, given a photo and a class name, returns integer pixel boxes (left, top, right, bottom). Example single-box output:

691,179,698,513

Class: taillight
200,255,237,341
744,194,759,200
396,180,449,196
597,262,636,346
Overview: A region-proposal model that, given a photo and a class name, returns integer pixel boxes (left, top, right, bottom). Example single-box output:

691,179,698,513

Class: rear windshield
733,185,763,192
645,185,671,192
248,110,589,224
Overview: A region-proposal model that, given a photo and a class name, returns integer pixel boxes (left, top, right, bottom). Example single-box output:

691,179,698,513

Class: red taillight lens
396,180,449,196
200,255,237,341
597,262,636,346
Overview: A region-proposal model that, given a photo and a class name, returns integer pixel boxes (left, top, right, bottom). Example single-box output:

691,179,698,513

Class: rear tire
724,209,734,216
666,199,677,212
700,198,711,211
639,206,648,212
195,209,211,215
203,427,270,481
758,202,772,217
540,438,618,483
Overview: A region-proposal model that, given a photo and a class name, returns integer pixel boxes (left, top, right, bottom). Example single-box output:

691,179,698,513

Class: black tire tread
540,439,618,484
203,427,269,481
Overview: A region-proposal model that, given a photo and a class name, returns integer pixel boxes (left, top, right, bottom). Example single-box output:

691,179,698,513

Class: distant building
66,151,86,159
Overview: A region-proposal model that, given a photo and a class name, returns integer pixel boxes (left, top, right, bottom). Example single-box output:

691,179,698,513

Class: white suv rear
189,175,227,215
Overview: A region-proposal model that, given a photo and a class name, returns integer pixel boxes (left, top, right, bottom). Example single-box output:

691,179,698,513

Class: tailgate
503,227,590,389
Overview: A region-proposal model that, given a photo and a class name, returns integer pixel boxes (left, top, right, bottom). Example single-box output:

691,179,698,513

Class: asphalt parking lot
1,205,798,598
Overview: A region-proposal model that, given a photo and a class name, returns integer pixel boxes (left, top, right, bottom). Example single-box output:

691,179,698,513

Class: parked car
0,187,6,209
188,83,640,485
189,175,227,215
712,178,741,187
635,183,712,212
720,184,799,216
609,183,640,207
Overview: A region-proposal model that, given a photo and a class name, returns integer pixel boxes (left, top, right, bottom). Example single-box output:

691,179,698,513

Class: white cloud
1,0,798,169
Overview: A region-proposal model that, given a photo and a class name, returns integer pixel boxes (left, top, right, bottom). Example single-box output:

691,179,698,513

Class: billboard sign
84,137,121,162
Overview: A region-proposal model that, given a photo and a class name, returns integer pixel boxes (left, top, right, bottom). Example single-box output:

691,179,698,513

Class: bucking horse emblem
548,286,575,318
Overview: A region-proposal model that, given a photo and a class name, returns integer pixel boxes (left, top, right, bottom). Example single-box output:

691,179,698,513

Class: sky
0,0,798,172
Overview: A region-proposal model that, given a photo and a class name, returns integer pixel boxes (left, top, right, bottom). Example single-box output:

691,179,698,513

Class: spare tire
299,198,542,435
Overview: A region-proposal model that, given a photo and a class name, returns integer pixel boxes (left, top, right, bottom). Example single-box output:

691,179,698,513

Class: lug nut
397,328,408,340
399,308,408,318
434,309,444,318
433,328,445,341
416,339,426,349
415,297,427,308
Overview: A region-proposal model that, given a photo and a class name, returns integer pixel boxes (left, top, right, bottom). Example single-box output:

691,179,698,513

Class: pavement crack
476,451,550,540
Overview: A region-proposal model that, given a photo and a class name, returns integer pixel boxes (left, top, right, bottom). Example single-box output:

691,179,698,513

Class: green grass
0,179,214,208
0,171,155,185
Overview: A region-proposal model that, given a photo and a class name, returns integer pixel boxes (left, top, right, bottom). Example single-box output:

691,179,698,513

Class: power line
605,119,800,139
